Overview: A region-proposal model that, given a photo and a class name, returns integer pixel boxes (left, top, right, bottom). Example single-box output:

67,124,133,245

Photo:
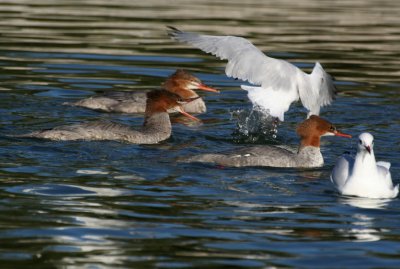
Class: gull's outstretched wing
168,27,304,92
301,62,336,116
168,27,336,117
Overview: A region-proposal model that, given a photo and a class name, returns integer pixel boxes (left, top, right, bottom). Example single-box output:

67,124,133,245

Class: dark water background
0,0,400,268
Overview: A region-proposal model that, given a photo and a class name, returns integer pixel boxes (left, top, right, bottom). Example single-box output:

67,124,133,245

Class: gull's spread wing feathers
169,26,301,90
168,27,336,118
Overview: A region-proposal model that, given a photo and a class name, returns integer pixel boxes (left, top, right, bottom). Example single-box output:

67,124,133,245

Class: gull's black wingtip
333,84,338,98
166,26,182,36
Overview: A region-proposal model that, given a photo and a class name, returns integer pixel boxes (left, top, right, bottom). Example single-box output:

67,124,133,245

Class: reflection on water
340,196,392,210
338,197,393,242
6,184,128,197
344,213,384,242
1,0,400,268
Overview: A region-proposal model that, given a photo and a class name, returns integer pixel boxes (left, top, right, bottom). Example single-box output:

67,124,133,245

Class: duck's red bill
335,131,352,138
197,83,219,93
178,107,201,122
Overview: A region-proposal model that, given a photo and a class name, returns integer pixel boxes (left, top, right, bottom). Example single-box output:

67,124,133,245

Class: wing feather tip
166,25,182,37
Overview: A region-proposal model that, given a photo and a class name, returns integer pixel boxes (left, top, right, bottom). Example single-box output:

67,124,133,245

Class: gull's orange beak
196,83,220,93
177,106,201,122
334,130,352,138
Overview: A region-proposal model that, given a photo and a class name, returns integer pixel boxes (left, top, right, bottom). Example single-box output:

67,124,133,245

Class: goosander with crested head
186,115,351,168
331,133,399,198
168,27,336,121
66,69,219,114
18,90,200,144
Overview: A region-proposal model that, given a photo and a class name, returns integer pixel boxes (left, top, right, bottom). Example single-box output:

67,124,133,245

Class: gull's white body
331,133,399,199
169,27,336,121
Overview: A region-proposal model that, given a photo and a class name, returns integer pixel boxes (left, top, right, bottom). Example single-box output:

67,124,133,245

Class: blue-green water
0,0,400,268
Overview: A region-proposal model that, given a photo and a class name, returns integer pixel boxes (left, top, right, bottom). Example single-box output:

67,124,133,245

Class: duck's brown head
146,90,200,121
162,69,219,98
296,115,351,148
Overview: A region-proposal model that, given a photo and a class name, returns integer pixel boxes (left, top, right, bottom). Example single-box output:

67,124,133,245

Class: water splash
231,105,279,143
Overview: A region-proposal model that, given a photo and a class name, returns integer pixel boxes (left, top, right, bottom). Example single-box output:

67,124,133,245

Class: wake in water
231,105,279,143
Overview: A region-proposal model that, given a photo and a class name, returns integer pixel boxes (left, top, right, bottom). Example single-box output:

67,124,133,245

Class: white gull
331,132,399,199
168,26,336,121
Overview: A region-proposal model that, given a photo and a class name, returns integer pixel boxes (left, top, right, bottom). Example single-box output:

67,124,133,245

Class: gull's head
357,132,374,154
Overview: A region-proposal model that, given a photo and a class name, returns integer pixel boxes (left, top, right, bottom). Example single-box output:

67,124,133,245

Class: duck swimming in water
66,69,219,114
18,90,200,144
186,115,351,168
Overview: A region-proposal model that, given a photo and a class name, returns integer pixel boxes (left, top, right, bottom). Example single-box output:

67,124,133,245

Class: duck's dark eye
359,140,362,144
176,97,185,104
330,126,336,131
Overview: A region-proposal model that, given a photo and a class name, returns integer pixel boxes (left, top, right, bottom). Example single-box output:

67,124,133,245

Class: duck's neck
128,112,171,144
296,136,323,167
143,112,172,134
299,135,320,150
296,146,323,167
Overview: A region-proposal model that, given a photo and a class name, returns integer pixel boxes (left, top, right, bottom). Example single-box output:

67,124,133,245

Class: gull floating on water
168,26,336,121
331,133,399,199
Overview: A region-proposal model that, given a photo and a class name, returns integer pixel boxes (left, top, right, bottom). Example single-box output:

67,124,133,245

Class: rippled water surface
1,0,400,268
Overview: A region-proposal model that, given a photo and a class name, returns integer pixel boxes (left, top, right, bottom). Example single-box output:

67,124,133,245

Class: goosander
18,90,200,144
331,133,399,199
168,27,336,121
66,69,219,114
186,115,351,168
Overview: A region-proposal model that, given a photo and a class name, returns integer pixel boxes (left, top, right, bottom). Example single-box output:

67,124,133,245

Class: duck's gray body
18,113,172,144
68,91,206,114
187,145,323,168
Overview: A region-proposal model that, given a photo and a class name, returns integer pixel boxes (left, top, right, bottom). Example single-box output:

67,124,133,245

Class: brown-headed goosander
66,69,219,114
18,90,200,144
186,115,351,168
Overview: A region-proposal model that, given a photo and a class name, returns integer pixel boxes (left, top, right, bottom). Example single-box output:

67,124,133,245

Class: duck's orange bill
197,83,220,93
335,131,352,138
178,107,201,122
